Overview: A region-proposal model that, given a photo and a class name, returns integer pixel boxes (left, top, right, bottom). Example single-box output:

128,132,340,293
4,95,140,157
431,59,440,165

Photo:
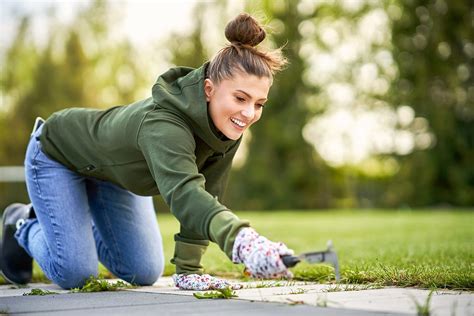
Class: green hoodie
39,62,250,274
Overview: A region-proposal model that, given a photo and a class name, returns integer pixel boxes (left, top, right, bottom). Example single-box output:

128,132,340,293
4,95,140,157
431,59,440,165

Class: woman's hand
173,274,243,290
232,227,294,279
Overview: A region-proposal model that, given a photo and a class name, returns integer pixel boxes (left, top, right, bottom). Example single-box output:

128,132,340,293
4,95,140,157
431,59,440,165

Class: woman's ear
204,79,214,102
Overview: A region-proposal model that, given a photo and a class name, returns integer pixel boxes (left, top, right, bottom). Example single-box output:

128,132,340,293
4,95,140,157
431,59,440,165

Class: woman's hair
207,13,287,84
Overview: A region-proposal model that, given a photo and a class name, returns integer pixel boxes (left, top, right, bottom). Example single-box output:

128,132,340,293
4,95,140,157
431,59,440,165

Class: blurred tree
228,0,333,210
0,0,148,208
167,5,208,68
388,0,474,206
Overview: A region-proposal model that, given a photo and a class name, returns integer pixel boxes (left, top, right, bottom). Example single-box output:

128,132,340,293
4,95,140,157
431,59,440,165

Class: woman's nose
241,105,255,118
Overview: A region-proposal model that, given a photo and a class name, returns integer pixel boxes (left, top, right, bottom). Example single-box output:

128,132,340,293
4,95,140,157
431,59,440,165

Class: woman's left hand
172,274,243,290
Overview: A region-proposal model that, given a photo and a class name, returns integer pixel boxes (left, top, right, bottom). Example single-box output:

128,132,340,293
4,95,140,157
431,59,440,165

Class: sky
0,0,200,54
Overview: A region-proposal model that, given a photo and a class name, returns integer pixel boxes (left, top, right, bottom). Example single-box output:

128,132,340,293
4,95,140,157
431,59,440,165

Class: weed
274,287,308,295
323,283,382,292
255,281,275,288
289,288,307,294
70,276,134,293
23,288,58,296
316,294,328,307
410,290,434,316
286,298,305,305
254,280,296,288
193,287,238,299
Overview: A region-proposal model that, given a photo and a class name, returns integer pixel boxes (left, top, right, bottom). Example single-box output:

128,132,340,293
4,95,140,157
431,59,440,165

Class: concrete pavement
0,277,472,315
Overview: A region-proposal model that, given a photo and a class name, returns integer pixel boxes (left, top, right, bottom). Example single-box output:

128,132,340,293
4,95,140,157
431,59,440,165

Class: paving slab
130,277,473,315
0,290,396,316
0,283,69,298
0,277,472,315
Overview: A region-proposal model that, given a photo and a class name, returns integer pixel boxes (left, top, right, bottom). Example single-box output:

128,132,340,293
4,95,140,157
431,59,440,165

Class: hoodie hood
151,62,237,153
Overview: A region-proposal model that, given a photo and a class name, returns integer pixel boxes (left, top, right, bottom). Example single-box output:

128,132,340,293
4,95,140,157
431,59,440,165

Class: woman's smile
230,117,247,129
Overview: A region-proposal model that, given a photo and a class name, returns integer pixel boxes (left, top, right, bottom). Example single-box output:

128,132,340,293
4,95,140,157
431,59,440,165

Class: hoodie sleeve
199,138,251,258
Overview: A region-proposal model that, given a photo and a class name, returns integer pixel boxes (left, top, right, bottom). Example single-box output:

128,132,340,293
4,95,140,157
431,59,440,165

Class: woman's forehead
220,72,271,96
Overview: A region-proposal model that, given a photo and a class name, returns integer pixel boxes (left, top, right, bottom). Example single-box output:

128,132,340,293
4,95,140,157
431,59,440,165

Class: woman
1,13,294,290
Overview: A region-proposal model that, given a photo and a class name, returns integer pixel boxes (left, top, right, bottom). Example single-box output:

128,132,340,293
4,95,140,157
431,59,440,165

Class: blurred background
1,0,473,212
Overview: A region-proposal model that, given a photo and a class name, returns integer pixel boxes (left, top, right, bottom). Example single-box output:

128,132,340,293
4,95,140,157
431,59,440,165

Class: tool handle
281,255,301,267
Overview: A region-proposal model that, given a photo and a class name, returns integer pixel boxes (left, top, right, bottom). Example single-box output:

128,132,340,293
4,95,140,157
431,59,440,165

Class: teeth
231,117,246,127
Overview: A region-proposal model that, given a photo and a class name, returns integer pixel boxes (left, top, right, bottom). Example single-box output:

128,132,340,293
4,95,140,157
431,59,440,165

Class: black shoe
0,203,34,284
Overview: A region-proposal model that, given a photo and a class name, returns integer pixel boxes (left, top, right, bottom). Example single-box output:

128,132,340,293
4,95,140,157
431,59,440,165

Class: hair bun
225,13,266,47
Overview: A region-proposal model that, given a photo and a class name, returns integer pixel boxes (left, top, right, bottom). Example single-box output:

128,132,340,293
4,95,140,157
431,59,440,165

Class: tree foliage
388,0,474,206
228,1,332,209
0,0,148,206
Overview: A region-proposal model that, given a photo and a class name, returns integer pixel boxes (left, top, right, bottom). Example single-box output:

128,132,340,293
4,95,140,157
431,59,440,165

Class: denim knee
52,262,98,290
119,256,164,286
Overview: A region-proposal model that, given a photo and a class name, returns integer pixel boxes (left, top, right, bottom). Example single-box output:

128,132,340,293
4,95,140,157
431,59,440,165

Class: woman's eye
236,96,245,102
256,104,265,109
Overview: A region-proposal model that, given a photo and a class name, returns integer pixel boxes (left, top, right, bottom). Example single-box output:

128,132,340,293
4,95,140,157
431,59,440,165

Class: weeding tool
281,240,340,282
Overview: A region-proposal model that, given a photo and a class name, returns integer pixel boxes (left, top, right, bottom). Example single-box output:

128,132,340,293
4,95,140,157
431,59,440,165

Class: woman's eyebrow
235,89,267,102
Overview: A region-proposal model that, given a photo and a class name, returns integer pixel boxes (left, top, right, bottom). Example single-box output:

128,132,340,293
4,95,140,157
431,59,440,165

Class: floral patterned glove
172,274,243,290
232,227,294,279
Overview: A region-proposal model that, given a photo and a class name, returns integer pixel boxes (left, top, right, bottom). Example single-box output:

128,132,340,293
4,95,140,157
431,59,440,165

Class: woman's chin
222,130,242,140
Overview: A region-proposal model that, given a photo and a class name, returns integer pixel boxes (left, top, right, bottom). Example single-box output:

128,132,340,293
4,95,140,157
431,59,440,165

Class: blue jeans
16,123,164,289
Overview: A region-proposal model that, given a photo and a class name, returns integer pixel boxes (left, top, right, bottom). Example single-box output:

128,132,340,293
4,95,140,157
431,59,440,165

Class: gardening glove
172,273,243,290
232,227,294,279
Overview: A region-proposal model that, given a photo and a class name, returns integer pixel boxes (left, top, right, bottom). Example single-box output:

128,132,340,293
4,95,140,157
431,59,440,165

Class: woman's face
204,71,271,140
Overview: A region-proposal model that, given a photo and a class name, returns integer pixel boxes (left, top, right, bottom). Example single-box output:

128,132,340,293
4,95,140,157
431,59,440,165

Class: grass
2,209,473,290
183,209,474,290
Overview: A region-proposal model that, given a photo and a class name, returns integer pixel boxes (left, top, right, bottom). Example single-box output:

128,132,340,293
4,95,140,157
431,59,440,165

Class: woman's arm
138,111,293,283
137,112,228,239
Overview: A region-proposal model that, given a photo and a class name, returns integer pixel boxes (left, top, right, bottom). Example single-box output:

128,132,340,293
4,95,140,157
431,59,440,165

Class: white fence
0,166,25,182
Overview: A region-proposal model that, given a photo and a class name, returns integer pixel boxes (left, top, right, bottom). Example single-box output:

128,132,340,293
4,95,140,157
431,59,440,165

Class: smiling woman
1,13,293,292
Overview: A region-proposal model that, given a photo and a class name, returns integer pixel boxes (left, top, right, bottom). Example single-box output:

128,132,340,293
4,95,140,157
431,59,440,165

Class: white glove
172,274,243,290
232,227,294,279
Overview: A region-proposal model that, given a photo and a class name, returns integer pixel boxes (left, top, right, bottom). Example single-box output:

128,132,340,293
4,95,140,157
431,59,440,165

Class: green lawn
11,210,474,290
